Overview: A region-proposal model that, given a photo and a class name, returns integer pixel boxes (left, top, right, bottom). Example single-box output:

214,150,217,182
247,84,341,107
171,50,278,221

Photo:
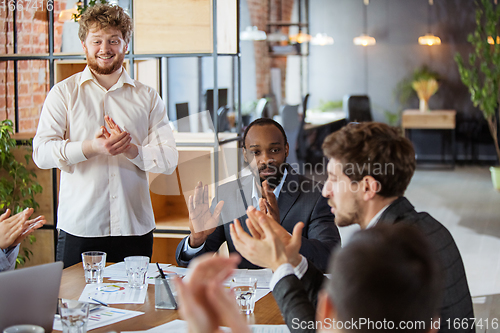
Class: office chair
255,98,270,118
343,95,373,122
175,102,191,132
216,106,230,132
280,104,300,166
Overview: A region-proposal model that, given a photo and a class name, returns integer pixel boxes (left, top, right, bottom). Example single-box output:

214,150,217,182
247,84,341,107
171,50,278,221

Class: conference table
56,264,285,332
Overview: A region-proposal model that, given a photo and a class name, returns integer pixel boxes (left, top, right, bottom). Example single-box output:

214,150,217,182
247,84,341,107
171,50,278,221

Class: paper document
53,307,143,331
122,319,290,333
231,268,273,289
79,283,148,304
104,262,188,285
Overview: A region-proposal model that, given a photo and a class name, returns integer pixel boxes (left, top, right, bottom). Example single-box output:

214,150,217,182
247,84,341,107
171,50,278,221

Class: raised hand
188,182,224,248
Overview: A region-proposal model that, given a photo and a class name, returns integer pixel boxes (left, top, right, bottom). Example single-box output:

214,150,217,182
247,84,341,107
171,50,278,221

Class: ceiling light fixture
240,26,267,41
353,0,376,46
289,32,312,44
418,0,441,46
311,33,334,46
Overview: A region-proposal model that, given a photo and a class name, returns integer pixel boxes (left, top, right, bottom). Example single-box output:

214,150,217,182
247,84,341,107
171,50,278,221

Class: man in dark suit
175,118,340,271
232,122,474,333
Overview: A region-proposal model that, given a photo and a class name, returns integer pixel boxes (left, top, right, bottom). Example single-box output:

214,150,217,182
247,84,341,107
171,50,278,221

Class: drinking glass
230,277,258,314
124,256,150,289
58,299,89,333
81,251,106,284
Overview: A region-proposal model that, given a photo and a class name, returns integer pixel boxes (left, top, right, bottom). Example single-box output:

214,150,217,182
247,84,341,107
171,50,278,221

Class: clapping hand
0,208,46,250
230,206,304,271
103,115,138,159
174,253,250,333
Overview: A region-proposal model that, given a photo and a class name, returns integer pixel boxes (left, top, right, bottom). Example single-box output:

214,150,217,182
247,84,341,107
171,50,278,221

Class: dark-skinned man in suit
175,118,340,271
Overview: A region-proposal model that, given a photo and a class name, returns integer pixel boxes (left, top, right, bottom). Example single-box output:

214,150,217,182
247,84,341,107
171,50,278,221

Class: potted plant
411,66,440,112
455,0,500,190
0,119,43,266
394,65,440,117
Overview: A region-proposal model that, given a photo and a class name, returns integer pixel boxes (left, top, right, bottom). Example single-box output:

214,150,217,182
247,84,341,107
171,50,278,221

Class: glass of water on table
58,299,90,333
81,251,106,284
230,276,258,314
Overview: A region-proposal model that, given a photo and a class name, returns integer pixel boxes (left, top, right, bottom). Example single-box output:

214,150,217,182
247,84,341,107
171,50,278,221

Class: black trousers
56,230,154,268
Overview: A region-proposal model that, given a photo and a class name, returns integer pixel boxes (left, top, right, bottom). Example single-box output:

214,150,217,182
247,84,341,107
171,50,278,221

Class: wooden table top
402,109,456,129
56,264,285,332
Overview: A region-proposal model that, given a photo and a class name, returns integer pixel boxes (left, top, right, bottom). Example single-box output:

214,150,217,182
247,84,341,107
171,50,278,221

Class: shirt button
111,174,115,177
112,196,117,199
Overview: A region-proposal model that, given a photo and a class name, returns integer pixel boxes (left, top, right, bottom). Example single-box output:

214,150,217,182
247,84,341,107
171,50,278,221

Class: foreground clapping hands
230,206,304,271
187,181,224,248
174,253,251,333
0,208,46,250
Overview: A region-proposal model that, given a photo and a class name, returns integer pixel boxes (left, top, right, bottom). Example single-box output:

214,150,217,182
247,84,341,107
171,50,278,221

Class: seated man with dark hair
232,122,474,333
175,224,442,333
176,118,340,272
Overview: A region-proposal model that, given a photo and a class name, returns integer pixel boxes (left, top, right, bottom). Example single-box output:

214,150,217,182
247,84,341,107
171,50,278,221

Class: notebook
0,261,63,332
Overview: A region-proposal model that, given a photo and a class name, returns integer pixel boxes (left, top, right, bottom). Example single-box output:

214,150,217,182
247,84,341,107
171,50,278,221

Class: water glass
58,299,89,333
124,256,150,289
81,251,106,284
230,277,258,314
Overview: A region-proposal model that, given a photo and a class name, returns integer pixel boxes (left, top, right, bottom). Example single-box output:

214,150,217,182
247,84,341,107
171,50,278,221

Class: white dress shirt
33,66,178,237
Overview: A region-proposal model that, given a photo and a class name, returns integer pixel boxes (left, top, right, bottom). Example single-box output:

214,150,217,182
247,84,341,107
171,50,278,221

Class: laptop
0,261,63,332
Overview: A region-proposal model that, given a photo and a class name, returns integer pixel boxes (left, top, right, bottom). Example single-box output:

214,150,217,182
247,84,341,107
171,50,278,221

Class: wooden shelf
133,0,237,55
267,22,309,27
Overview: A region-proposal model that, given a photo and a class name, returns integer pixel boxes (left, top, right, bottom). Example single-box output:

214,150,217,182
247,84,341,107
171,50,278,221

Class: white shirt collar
251,168,288,206
365,203,391,229
79,66,136,90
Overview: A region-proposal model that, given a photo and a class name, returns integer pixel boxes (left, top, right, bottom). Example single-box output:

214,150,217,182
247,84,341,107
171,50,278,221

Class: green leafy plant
72,0,109,22
0,119,43,267
455,0,500,164
317,100,342,112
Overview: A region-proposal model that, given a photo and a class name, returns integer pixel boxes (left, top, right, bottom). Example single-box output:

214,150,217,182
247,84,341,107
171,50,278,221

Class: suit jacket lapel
278,172,301,224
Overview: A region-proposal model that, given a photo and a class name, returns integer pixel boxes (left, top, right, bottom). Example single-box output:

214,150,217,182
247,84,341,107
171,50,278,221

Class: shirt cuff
294,255,308,279
270,263,295,291
182,236,205,257
128,144,143,162
65,141,87,165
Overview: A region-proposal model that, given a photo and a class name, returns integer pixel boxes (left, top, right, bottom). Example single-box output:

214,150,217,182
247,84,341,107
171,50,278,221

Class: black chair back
343,95,373,122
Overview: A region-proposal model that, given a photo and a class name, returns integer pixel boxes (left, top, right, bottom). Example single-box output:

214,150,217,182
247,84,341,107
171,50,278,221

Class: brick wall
247,0,294,101
0,1,65,132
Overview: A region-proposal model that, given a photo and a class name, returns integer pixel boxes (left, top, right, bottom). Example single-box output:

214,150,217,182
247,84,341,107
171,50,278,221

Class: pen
156,262,166,279
90,297,109,307
156,262,177,308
